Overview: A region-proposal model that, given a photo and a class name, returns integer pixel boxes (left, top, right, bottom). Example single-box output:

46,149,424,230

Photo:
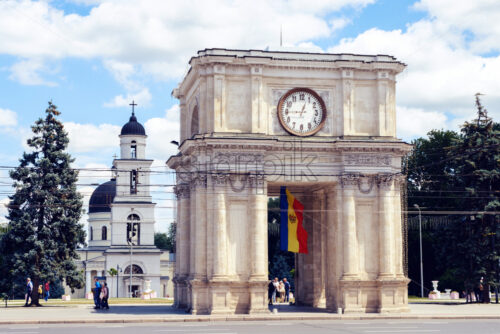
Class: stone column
85,270,91,296
212,178,227,279
312,189,326,307
378,175,395,278
192,177,207,280
249,189,267,280
248,175,268,314
325,187,337,311
341,174,358,278
174,183,190,308
393,176,405,278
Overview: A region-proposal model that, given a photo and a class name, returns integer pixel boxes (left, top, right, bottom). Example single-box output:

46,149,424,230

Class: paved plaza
2,302,500,325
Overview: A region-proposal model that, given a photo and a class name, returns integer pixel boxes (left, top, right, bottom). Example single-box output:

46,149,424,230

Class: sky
0,0,499,232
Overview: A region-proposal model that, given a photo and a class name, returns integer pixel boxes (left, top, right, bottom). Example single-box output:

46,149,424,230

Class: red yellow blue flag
280,186,308,253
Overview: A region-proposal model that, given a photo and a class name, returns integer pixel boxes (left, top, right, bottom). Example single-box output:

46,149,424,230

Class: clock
277,88,326,136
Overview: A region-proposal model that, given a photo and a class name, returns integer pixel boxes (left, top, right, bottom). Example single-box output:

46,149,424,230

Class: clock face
277,88,326,136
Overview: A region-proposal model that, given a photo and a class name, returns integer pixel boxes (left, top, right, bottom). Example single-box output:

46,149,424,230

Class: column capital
376,173,405,189
190,175,207,189
174,183,190,199
340,173,359,188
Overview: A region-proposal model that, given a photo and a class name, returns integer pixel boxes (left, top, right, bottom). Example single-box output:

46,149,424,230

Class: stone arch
190,104,199,138
124,264,144,274
123,260,148,274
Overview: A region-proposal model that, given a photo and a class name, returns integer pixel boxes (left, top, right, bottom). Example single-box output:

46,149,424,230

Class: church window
130,170,138,194
124,264,143,274
127,214,141,245
90,226,93,241
131,141,137,159
101,226,107,240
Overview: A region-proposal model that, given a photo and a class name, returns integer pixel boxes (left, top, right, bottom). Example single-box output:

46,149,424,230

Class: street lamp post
116,265,122,298
414,204,424,298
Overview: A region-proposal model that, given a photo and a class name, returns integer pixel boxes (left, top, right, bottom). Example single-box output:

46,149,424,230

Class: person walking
283,278,290,302
272,277,279,304
44,281,50,302
100,283,109,310
24,278,33,306
268,280,275,305
278,281,285,302
37,284,43,299
93,277,102,309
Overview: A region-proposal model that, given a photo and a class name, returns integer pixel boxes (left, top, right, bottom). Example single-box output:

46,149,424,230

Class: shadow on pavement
90,304,186,315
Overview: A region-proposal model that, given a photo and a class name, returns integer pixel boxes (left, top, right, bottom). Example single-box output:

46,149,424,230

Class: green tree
0,102,85,306
445,95,500,302
154,233,169,250
107,268,118,298
403,129,460,294
154,223,176,252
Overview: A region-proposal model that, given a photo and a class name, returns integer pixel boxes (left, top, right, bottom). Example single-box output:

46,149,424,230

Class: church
66,110,175,299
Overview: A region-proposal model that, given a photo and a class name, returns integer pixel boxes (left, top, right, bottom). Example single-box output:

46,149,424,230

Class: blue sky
0,0,498,231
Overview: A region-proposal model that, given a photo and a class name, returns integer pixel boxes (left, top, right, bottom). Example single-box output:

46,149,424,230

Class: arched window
130,170,138,194
127,214,141,245
130,140,137,159
124,264,143,274
101,226,107,240
90,226,93,241
190,105,199,137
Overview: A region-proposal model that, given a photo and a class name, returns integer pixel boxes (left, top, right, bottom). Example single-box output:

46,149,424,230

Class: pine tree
447,95,500,302
0,102,85,306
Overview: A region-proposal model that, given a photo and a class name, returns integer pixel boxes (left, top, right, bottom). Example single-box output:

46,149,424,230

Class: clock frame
277,87,327,137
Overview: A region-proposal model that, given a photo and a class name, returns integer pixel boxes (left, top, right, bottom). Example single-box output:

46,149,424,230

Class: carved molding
190,174,207,189
340,173,360,188
376,173,406,189
344,154,391,166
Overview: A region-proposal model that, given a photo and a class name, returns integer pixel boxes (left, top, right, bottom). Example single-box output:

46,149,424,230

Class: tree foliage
405,96,499,299
154,222,176,252
0,102,85,306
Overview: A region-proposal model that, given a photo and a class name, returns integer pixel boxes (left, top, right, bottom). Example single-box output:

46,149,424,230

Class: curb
3,314,500,325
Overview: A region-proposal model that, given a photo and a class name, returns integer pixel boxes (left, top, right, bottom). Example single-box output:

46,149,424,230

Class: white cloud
328,14,500,138
0,108,18,127
64,122,120,153
103,88,152,108
9,59,57,86
413,0,500,54
397,106,448,140
0,0,373,84
144,104,180,160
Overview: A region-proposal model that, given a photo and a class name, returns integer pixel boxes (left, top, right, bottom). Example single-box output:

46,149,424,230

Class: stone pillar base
339,278,409,313
248,280,269,314
377,278,410,313
188,279,209,315
209,279,231,314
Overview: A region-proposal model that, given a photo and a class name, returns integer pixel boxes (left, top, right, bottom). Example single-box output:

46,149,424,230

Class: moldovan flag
280,186,308,254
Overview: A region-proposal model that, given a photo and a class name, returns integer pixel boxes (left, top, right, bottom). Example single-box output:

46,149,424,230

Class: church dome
121,113,146,136
88,179,116,214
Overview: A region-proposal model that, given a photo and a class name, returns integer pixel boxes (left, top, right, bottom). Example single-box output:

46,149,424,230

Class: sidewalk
2,302,500,325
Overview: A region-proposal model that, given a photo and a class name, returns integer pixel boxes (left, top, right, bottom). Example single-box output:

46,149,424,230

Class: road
2,320,500,334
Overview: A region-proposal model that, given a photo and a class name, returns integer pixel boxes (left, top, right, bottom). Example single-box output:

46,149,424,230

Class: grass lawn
4,297,173,306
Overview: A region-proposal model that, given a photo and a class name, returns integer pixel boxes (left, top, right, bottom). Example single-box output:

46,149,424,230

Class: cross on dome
129,100,137,116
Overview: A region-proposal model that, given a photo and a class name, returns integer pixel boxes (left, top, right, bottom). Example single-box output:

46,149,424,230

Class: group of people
268,277,291,305
24,278,50,306
93,277,110,310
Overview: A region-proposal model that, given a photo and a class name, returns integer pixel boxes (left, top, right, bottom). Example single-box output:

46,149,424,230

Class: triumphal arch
167,48,411,314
